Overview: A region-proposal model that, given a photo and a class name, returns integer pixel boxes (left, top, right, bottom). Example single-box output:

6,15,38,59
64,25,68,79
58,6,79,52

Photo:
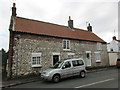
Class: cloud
0,0,118,51
0,35,9,51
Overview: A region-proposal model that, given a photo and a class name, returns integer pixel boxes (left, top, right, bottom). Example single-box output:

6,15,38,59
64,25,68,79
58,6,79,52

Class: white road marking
75,78,115,88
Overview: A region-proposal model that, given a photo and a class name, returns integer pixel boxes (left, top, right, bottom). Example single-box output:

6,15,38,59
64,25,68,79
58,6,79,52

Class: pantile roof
14,17,106,43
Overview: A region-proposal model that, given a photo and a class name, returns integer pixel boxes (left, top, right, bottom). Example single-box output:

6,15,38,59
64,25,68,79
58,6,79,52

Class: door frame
85,51,92,67
52,52,60,66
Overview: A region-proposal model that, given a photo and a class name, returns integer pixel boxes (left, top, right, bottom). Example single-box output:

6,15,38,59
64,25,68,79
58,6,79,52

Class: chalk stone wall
11,33,109,77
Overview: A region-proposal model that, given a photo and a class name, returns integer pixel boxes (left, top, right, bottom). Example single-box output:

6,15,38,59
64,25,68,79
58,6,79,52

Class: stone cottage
8,3,109,78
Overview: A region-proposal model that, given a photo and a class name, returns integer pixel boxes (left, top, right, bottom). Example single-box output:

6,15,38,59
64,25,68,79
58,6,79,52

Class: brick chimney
68,16,73,29
9,3,17,31
113,36,117,40
8,3,17,78
87,23,92,32
12,3,17,17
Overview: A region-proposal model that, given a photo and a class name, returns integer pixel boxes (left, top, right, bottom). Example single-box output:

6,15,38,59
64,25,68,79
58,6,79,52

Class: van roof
64,58,83,61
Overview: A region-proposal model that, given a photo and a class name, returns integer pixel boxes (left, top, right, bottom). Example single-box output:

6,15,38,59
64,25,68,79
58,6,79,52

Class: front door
53,55,59,65
86,51,91,67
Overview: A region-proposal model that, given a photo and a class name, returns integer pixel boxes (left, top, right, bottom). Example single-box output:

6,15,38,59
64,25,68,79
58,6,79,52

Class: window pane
72,61,78,66
86,53,90,59
63,40,70,50
78,60,84,65
95,53,101,62
97,43,102,50
31,53,42,67
32,57,36,65
67,41,70,49
63,40,66,49
37,57,40,64
64,61,71,68
34,57,36,64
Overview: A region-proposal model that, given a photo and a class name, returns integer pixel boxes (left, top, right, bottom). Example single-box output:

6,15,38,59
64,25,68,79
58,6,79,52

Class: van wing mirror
62,65,65,69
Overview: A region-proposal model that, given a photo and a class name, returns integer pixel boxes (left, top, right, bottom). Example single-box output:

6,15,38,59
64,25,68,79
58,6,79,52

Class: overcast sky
0,0,119,51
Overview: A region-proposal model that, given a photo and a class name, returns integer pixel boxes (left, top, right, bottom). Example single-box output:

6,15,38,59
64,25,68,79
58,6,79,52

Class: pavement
1,66,117,88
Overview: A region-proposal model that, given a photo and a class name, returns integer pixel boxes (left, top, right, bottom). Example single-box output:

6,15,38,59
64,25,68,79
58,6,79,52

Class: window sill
32,65,42,68
96,61,101,63
63,49,71,51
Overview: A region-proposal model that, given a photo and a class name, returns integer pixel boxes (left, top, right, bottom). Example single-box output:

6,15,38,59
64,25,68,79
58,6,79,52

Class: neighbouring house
8,3,109,78
107,36,120,52
107,36,120,66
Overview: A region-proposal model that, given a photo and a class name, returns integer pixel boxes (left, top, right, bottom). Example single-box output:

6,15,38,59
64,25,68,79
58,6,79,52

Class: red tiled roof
14,17,106,43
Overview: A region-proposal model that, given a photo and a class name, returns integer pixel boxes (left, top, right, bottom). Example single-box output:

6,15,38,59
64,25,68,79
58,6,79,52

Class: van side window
64,61,71,68
78,60,84,65
72,60,84,67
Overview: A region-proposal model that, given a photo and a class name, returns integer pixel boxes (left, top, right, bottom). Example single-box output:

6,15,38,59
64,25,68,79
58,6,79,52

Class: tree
2,48,7,71
1,48,8,80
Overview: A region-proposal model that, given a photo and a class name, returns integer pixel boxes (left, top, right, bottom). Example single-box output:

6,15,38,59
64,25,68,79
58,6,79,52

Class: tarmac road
9,68,119,88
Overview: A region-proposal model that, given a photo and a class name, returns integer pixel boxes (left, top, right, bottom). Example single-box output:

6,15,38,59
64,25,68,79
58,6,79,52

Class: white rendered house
107,36,120,52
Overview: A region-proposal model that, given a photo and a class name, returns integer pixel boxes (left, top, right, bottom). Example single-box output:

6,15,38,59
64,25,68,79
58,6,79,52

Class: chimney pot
68,16,73,29
87,23,92,32
113,36,116,40
13,3,16,7
69,16,71,20
12,3,17,16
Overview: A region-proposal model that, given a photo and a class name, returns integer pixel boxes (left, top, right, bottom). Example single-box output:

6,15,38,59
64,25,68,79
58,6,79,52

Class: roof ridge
17,16,69,28
16,16,87,32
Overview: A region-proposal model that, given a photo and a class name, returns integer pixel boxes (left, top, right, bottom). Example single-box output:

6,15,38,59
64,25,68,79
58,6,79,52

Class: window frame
31,53,42,67
97,42,102,50
63,40,71,50
95,52,101,63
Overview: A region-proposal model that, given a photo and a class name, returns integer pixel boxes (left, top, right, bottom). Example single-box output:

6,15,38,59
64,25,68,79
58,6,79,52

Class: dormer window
63,40,70,50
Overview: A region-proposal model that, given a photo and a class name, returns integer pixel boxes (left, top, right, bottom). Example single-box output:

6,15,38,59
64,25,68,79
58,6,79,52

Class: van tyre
80,71,86,78
52,75,60,83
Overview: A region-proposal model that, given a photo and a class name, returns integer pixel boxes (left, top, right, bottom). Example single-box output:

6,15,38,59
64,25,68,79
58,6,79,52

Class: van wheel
52,75,60,83
80,71,85,78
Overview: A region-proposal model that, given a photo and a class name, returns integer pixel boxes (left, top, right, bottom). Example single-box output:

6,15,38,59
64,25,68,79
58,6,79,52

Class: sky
0,0,119,51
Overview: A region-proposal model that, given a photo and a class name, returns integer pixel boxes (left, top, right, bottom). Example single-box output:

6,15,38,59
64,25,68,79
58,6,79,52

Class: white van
41,58,87,83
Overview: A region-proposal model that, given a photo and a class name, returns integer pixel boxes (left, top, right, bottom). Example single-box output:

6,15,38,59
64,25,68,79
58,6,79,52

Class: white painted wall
107,40,119,52
108,52,118,66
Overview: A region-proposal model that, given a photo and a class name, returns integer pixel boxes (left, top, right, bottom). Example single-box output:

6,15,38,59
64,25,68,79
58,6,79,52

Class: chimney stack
12,3,17,17
68,16,73,29
87,23,92,32
113,36,117,40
